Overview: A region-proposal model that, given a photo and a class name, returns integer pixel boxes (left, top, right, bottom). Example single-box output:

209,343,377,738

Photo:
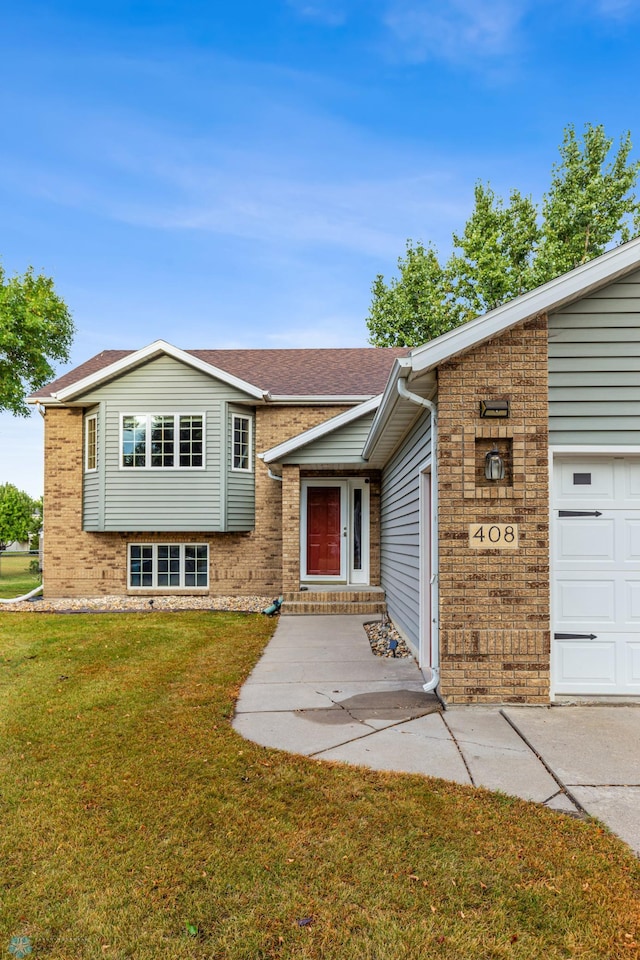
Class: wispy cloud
383,0,527,63
594,0,640,18
0,72,466,261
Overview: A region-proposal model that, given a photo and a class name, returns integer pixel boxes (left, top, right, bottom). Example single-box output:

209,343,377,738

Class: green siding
548,268,640,445
280,412,375,465
82,405,100,530
226,404,255,531
77,355,255,532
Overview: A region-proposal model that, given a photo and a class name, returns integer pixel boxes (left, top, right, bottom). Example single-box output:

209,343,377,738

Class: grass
0,611,638,959
0,553,41,599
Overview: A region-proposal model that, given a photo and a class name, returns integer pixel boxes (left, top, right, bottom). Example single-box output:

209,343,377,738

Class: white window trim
85,414,98,473
231,413,253,473
127,543,209,590
119,413,206,470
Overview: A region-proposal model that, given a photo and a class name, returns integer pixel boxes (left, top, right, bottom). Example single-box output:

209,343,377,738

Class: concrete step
281,590,386,616
282,601,387,615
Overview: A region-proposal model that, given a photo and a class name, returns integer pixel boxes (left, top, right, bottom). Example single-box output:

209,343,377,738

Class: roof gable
30,342,409,404
261,395,382,464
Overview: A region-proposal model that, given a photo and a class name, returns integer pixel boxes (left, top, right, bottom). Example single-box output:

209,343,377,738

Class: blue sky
2,0,640,496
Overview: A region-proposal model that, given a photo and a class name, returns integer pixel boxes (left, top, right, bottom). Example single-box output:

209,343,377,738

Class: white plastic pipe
0,583,44,604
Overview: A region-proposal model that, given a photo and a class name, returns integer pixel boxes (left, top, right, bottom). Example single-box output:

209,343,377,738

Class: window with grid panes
128,544,208,588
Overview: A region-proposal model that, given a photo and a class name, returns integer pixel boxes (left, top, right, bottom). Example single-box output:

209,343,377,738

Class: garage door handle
554,632,598,640
558,510,602,517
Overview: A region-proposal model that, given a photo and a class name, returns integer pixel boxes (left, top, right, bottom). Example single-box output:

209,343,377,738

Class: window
85,415,97,472
128,544,209,588
122,415,204,468
232,414,252,471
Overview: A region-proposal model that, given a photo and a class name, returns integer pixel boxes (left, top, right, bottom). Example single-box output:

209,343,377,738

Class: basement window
128,544,209,588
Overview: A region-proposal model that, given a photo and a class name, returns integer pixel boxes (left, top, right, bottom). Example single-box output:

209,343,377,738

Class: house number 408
468,523,519,549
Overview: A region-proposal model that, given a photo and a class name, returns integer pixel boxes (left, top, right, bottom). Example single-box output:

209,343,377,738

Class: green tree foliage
0,265,74,416
368,124,640,347
0,483,39,553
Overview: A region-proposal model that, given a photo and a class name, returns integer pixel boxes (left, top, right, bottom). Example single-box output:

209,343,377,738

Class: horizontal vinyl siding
549,269,640,444
380,410,431,651
83,473,99,528
82,406,100,530
76,355,255,531
226,405,255,531
281,413,375,465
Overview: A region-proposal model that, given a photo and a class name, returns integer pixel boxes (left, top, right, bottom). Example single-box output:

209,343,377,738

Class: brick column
281,464,301,591
437,315,550,703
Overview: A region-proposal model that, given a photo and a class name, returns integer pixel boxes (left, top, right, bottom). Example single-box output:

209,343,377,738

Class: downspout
397,377,440,694
267,468,283,482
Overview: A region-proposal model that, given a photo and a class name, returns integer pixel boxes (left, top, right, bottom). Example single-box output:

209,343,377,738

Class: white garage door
553,456,640,696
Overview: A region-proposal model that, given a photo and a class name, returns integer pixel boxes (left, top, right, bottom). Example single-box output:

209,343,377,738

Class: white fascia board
410,236,640,375
260,395,382,464
53,340,267,402
362,359,412,460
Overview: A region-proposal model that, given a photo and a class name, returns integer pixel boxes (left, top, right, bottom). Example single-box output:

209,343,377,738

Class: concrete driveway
233,615,640,854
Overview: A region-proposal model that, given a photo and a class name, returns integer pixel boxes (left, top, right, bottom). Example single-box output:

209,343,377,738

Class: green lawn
0,553,41,599
0,611,638,959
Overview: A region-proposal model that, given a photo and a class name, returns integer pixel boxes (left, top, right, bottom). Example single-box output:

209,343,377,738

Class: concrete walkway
233,615,640,855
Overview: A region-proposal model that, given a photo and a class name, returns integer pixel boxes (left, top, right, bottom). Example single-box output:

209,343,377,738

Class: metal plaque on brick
468,523,519,549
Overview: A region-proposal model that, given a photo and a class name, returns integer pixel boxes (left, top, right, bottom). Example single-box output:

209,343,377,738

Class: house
30,237,640,704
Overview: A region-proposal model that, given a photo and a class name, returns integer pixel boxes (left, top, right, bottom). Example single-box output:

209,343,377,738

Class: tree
534,125,640,285
367,242,464,348
0,483,39,553
367,124,640,347
0,264,74,416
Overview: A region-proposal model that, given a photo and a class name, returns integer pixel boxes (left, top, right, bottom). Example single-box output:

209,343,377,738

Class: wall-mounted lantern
484,446,505,481
479,399,510,419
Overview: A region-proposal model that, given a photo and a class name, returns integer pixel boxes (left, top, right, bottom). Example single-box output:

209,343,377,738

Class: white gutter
397,378,439,694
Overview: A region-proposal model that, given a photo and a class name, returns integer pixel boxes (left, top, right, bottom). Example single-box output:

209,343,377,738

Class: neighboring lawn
0,612,638,959
0,553,41,599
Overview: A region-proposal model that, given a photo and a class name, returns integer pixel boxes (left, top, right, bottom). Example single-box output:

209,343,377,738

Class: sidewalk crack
440,714,475,787
499,709,588,815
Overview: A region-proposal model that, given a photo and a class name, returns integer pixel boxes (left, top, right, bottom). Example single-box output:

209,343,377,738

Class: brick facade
42,403,380,598
436,315,550,703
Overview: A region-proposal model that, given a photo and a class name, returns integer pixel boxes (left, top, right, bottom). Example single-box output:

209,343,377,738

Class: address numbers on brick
468,523,519,549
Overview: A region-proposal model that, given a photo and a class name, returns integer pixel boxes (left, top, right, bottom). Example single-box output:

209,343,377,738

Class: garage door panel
624,460,640,500
555,640,617,689
627,519,640,561
555,578,615,623
555,518,615,564
627,581,640,623
627,643,640,685
556,459,615,501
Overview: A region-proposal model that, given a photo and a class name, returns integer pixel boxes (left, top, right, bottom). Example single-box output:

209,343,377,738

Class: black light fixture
479,399,510,419
484,446,505,481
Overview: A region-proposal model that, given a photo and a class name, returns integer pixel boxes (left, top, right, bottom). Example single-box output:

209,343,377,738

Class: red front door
306,486,342,576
